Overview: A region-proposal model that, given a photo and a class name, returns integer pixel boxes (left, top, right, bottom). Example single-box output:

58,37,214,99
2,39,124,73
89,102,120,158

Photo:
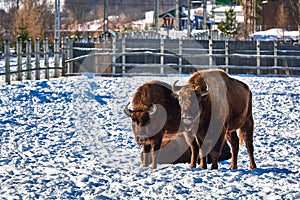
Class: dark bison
172,69,257,170
124,80,232,169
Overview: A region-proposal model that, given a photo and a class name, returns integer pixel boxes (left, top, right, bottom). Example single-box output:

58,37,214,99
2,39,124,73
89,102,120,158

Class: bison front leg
183,132,199,168
189,139,199,168
151,136,163,169
142,145,151,167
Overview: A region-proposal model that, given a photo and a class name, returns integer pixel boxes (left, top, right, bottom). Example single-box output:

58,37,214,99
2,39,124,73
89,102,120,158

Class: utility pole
175,0,179,30
211,0,215,30
154,0,160,32
187,0,191,37
103,0,108,33
203,0,207,30
54,0,60,41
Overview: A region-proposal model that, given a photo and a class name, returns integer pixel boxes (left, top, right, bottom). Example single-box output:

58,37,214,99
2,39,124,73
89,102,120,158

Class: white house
213,5,244,24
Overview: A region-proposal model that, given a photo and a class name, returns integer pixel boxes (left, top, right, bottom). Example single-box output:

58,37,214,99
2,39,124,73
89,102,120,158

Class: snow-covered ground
0,74,299,199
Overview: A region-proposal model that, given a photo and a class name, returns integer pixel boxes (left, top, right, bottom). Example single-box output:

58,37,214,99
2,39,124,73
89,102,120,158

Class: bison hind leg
226,131,239,170
239,118,257,170
209,150,220,170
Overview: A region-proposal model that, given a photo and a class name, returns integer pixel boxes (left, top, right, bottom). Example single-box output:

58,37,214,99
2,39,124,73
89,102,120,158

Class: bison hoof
250,163,257,170
190,163,196,168
142,163,148,168
199,165,207,169
211,164,218,170
229,165,238,170
151,163,157,169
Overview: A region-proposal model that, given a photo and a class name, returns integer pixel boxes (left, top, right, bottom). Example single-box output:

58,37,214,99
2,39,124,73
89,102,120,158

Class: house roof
158,5,188,18
161,13,175,19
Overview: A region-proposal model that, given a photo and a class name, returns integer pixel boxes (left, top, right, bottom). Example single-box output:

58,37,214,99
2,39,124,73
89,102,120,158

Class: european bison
124,81,181,169
124,80,232,169
172,69,257,170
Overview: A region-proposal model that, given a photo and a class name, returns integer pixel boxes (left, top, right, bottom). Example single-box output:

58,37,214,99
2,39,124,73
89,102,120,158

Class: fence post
112,36,116,74
225,40,229,73
67,38,73,74
54,38,60,78
4,40,10,84
61,38,67,76
256,40,261,75
122,37,126,74
273,40,278,75
160,38,164,74
35,38,41,80
17,38,22,81
209,38,213,67
88,36,92,43
44,38,50,79
178,38,182,74
26,39,32,80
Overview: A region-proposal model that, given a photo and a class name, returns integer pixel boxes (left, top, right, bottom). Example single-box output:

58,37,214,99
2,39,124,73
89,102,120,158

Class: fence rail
64,37,300,76
0,39,61,85
1,36,300,85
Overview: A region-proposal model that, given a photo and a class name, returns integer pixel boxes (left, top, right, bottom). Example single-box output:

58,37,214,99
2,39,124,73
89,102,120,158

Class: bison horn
149,104,157,115
195,81,210,96
172,80,183,95
124,102,133,117
201,81,210,96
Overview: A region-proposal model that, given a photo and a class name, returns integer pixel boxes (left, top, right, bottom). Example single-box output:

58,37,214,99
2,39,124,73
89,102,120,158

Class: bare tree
12,0,53,40
64,0,98,25
287,0,300,29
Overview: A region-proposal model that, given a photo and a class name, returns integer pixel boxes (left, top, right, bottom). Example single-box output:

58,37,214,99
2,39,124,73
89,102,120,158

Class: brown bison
124,80,232,169
172,69,257,170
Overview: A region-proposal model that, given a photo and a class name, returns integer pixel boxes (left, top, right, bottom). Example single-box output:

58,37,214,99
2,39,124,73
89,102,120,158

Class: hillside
63,0,234,25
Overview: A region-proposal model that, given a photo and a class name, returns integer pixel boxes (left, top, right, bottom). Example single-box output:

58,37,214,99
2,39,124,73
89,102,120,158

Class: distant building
213,5,244,24
158,5,188,30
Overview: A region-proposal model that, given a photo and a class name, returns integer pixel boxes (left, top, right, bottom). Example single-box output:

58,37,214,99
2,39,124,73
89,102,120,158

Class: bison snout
181,115,195,132
182,115,193,125
137,137,146,145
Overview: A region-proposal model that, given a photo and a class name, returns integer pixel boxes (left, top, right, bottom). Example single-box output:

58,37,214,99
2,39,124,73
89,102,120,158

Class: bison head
172,80,209,132
124,103,167,145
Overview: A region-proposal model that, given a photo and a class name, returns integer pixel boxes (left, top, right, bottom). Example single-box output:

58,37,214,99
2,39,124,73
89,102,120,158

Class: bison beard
125,80,232,169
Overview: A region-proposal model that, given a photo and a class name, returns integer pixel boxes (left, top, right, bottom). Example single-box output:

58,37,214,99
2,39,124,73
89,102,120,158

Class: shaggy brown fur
174,69,257,170
125,80,232,169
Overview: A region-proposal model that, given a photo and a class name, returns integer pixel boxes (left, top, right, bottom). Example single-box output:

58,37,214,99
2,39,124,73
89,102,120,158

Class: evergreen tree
218,6,239,37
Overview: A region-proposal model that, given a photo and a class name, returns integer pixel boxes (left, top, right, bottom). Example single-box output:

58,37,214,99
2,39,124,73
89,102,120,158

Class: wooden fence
1,36,300,85
0,39,62,85
64,37,300,76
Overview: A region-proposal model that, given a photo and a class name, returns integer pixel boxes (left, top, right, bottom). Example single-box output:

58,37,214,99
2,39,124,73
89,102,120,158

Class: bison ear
195,81,210,97
194,85,202,95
